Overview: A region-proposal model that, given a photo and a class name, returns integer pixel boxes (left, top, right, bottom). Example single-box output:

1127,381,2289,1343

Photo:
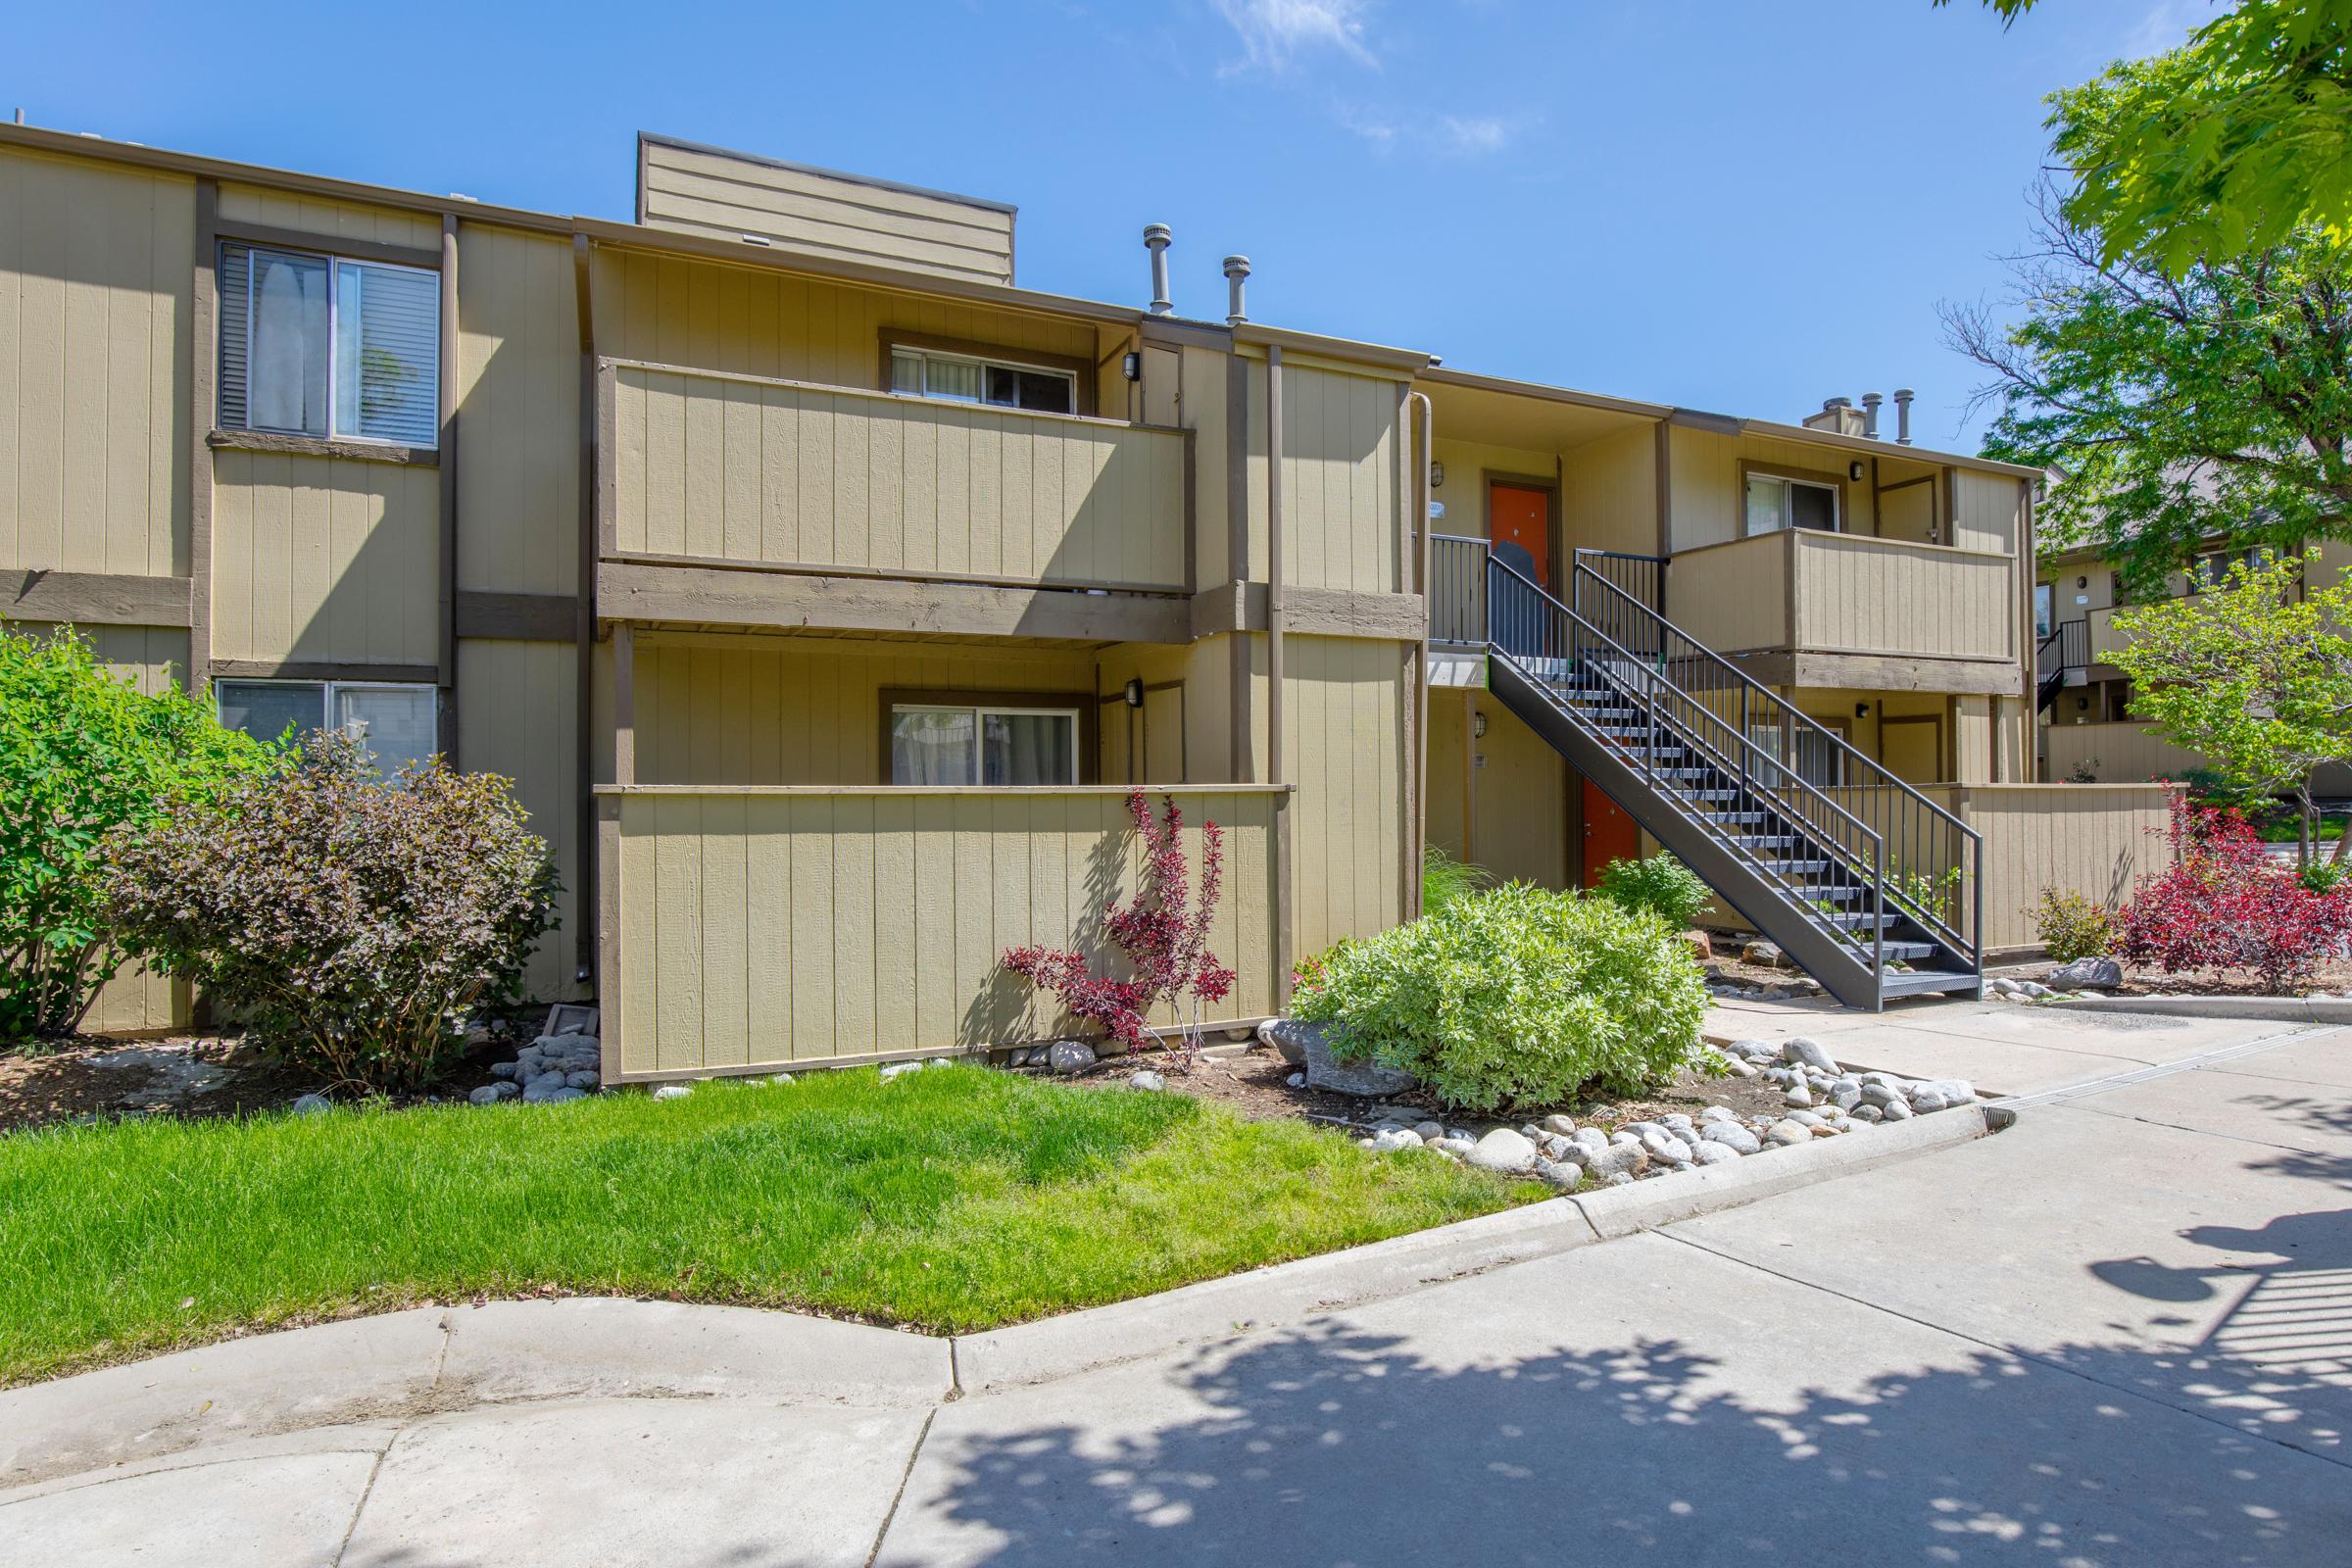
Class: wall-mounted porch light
1429,461,1446,489
1473,711,1488,739
1854,702,1870,719
1847,461,1865,482
1121,352,1141,382
1122,678,1145,709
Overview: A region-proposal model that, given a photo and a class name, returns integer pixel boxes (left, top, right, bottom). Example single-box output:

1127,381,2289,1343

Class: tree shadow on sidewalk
897,1309,2351,1567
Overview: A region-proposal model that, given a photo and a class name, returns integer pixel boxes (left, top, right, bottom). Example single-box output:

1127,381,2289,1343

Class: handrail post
1873,835,1886,1006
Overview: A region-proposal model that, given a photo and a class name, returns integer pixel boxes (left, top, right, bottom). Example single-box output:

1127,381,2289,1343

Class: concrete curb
0,1299,950,1492
952,1198,1600,1396
2059,994,2352,1025
1,1107,1997,1487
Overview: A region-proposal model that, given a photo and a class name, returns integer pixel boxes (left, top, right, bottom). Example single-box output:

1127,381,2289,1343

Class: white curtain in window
251,251,329,435
892,710,976,784
924,358,982,403
983,711,1074,785
337,686,437,774
1743,474,1787,535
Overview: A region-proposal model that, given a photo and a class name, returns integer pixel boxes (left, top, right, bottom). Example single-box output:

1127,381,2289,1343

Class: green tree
1944,178,2350,582
2106,550,2352,863
0,625,279,1042
1940,1,2352,270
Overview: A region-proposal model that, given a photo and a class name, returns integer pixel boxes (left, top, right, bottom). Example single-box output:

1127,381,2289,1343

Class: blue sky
13,0,2205,451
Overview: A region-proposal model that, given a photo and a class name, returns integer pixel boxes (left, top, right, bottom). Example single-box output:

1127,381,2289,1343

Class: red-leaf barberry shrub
1003,788,1236,1054
102,730,560,1094
2121,796,2352,992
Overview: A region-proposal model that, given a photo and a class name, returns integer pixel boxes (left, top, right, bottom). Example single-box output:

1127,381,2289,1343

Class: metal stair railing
1570,548,1667,623
1429,534,1490,648
1557,556,1984,974
1485,558,1893,989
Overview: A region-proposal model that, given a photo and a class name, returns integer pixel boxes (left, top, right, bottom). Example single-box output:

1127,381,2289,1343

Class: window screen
218,680,326,747
219,243,439,446
337,685,437,774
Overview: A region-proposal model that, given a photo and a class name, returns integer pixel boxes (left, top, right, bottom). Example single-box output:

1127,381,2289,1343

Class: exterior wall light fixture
1123,678,1145,709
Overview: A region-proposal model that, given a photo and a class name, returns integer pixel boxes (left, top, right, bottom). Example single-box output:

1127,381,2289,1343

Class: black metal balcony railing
1429,534,1490,647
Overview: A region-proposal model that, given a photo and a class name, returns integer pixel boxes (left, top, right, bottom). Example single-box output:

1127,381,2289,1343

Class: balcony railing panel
1665,529,2018,662
604,359,1194,593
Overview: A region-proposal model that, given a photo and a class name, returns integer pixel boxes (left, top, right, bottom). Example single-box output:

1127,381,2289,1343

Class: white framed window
1743,471,1839,536
889,704,1078,786
888,346,1076,416
217,680,439,774
2034,583,2054,638
218,243,440,447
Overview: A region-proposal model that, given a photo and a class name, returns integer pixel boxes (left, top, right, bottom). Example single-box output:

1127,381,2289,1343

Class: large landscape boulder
1267,1018,1421,1097
2048,956,2124,991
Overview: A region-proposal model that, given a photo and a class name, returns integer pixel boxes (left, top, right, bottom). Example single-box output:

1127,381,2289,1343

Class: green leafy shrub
0,625,278,1043
1420,846,1492,913
2296,860,2348,896
1290,882,1708,1111
103,730,559,1093
2033,887,2121,962
1592,854,1711,931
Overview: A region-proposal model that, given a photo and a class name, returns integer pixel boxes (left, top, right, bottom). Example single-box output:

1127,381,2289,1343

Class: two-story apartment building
2,122,2169,1062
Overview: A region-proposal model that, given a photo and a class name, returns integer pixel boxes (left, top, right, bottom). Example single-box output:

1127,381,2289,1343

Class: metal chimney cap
1824,396,1852,410
1143,223,1173,248
1222,254,1251,277
1861,390,1885,405
1892,387,1915,400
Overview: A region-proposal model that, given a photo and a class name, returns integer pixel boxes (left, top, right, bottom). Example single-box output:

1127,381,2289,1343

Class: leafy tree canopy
1941,1,2352,270
2106,549,2352,862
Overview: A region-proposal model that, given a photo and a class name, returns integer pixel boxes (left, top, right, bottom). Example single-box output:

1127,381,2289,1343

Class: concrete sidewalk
7,1001,2349,1566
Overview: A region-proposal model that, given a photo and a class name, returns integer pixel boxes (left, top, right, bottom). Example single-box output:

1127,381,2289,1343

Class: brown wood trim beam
208,660,439,683
604,548,1186,600
189,178,218,687
1188,581,1426,640
2,570,192,627
215,219,441,270
437,214,460,764
572,231,599,978
207,429,439,467
596,561,1192,644
454,591,580,642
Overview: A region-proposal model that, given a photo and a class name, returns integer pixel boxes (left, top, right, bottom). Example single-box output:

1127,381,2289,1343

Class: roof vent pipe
1861,391,1884,440
1222,255,1251,325
1824,396,1851,413
1892,388,1915,446
1143,224,1173,317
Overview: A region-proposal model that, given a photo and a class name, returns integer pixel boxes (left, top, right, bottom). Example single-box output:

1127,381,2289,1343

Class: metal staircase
1442,539,1984,1011
2035,618,2088,713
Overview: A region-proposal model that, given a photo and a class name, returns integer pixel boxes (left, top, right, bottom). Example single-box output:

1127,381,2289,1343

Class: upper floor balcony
1664,527,2022,691
595,358,1197,631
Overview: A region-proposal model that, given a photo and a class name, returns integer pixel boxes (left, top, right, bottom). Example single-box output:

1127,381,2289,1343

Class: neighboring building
0,122,2168,1061
2036,536,2352,791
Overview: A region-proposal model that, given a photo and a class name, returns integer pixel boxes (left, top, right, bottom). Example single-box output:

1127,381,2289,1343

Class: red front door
1582,779,1639,887
1490,482,1550,591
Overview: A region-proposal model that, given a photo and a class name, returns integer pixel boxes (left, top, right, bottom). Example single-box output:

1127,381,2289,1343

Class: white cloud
1438,115,1510,154
2123,0,2205,59
1213,0,1380,74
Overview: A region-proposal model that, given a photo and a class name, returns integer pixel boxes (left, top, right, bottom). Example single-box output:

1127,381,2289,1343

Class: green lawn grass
0,1065,1529,1386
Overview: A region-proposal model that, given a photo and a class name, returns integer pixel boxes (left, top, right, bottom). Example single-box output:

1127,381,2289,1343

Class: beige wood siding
1247,359,1404,595
605,785,1282,1074
589,249,1096,400
0,147,191,578
2044,720,2208,784
1958,783,2174,951
1094,638,1231,785
608,361,1189,589
1950,471,2023,556
209,450,439,664
1558,423,1660,558
216,184,440,251
78,624,195,1033
1664,534,1790,653
1256,633,1408,957
632,632,1098,786
1426,688,1569,889
1793,533,2017,662
456,226,578,595
457,637,582,1003
638,139,1014,286
1666,425,1874,551
1669,531,2015,663
1179,344,1234,588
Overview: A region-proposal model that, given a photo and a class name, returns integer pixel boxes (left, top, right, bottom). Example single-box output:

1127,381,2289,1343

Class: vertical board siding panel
618,799,660,1072
789,795,834,1060
832,793,879,1057
835,384,871,570
912,798,956,1049
799,393,836,566
682,368,724,560
720,378,760,561
652,793,704,1071
952,793,993,1046
873,795,917,1053
701,793,750,1067
745,795,793,1061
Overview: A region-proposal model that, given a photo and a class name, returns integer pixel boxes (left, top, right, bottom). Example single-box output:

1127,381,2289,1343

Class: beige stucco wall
0,146,192,578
